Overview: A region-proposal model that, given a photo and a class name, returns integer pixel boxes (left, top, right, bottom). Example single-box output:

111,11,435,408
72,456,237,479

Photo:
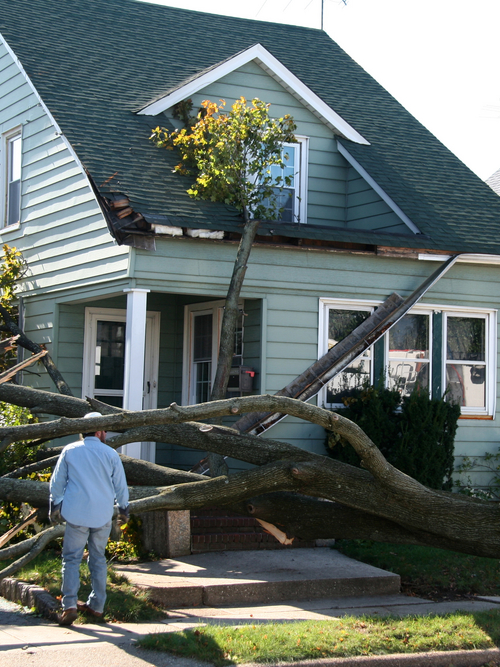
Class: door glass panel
94,321,126,390
94,395,124,409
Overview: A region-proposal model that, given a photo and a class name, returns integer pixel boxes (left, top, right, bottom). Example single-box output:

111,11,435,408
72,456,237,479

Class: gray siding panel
0,42,128,295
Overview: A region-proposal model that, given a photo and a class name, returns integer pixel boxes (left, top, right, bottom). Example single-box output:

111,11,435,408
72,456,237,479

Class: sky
142,0,500,181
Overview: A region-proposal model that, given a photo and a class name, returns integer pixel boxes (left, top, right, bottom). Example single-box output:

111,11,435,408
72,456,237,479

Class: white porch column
122,288,149,459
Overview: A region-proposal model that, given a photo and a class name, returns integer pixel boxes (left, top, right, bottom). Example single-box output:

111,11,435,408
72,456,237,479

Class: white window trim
318,297,378,408
182,299,244,405
289,135,308,224
442,308,497,417
248,135,309,224
318,297,497,417
1,126,22,230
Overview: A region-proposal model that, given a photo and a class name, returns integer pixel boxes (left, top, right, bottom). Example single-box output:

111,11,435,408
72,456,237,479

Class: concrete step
114,547,401,609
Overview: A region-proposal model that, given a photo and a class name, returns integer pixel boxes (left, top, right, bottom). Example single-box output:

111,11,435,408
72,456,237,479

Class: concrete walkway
2,548,500,666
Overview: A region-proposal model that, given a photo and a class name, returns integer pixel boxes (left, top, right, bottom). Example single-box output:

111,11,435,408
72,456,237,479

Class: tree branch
0,524,65,581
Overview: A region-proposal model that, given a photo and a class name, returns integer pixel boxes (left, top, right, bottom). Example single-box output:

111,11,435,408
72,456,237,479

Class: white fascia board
0,33,101,206
137,43,369,146
418,253,500,265
337,140,422,235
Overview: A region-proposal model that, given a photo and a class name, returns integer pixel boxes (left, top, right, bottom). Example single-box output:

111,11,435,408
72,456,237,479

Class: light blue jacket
49,436,129,528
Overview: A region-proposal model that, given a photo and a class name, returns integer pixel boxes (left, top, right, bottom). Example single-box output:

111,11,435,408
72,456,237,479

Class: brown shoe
58,608,78,626
77,602,103,619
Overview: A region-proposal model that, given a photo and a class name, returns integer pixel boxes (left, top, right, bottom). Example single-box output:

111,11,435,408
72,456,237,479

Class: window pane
94,395,123,409
193,313,212,361
387,360,429,397
327,356,371,404
389,314,429,358
328,309,371,348
326,308,373,404
195,361,211,403
7,180,20,226
9,135,22,181
446,363,485,408
94,321,125,390
447,317,485,361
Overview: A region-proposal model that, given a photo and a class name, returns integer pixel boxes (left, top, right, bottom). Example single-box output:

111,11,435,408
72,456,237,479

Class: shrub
326,386,460,490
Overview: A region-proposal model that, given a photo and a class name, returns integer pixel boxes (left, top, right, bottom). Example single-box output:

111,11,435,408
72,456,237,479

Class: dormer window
270,137,308,224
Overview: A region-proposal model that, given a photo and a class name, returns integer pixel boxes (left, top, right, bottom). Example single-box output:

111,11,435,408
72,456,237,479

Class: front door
82,307,160,460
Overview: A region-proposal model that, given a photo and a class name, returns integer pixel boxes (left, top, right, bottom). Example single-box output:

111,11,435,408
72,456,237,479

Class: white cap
83,411,102,419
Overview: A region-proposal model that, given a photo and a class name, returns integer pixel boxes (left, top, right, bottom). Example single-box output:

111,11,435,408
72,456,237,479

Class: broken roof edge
135,43,370,146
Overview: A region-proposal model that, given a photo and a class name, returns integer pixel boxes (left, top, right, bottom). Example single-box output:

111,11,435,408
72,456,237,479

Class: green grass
137,610,500,666
10,550,165,624
335,541,500,600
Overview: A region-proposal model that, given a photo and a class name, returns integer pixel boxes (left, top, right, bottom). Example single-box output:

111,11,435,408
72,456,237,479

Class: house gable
159,58,416,236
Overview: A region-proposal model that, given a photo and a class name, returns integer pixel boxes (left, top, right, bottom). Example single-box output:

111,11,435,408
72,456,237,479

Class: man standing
49,412,129,626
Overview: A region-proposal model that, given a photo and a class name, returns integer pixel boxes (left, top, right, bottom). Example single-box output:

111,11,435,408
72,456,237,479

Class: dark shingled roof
2,0,500,253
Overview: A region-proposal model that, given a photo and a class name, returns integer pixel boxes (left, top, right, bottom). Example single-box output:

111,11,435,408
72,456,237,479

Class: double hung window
262,137,308,224
320,299,496,416
183,300,244,405
2,129,22,228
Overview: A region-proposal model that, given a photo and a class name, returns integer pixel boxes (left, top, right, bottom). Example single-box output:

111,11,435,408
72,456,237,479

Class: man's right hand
49,502,64,524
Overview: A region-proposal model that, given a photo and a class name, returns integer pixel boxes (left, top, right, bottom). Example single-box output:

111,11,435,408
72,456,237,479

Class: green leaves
150,97,297,220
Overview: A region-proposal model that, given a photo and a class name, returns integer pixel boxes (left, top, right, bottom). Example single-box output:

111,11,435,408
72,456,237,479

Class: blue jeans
61,521,112,613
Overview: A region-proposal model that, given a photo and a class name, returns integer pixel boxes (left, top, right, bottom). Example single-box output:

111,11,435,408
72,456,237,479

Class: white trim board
418,253,500,265
137,43,369,146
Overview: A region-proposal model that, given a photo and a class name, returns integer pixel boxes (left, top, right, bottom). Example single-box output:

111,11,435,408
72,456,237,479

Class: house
0,0,499,488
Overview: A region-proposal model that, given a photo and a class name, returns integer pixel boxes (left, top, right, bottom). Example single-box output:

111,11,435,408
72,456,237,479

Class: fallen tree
1,384,500,581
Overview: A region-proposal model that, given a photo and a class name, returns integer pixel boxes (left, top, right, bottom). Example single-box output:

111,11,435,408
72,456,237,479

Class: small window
2,130,22,228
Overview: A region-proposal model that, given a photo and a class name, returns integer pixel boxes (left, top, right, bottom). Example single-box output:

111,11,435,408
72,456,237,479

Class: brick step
191,531,316,552
190,508,315,553
191,515,264,534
